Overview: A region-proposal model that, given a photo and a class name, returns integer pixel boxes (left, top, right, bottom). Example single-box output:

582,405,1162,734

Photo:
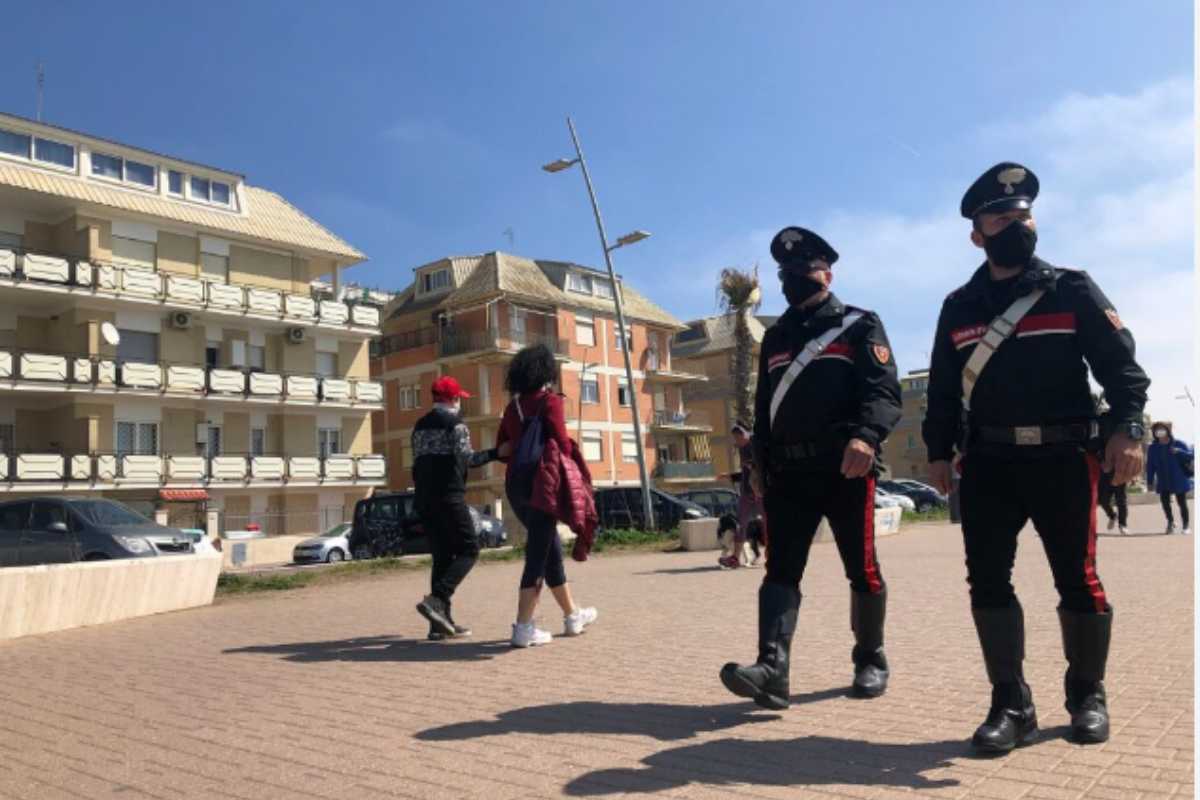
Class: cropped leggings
518,506,567,590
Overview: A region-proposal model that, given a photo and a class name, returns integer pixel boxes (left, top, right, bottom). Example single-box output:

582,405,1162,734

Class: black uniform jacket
753,293,902,472
922,257,1150,462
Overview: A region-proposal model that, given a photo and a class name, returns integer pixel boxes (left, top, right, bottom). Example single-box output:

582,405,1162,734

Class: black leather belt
771,441,837,461
974,422,1098,446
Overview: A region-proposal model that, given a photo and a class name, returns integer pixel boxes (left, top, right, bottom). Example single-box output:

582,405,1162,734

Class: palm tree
717,266,762,428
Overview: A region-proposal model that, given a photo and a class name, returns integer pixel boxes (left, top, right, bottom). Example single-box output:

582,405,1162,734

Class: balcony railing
0,247,382,332
652,408,713,431
0,451,386,486
653,461,716,480
438,326,568,359
373,327,439,357
0,349,383,407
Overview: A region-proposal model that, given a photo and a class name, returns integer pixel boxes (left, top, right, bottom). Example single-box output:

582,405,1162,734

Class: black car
0,497,193,566
348,492,507,559
878,480,947,512
593,487,708,531
676,488,740,519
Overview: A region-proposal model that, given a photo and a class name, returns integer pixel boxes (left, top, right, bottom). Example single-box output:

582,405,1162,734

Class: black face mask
780,270,824,306
982,220,1038,268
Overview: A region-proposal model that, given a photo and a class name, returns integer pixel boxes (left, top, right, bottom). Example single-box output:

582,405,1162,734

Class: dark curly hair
505,343,559,395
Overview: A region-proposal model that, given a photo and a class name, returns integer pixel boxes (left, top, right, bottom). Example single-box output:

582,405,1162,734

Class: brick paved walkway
0,503,1192,799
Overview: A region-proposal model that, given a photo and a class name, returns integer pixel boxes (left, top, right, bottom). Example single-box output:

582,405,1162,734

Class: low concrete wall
0,553,222,642
221,535,308,569
680,517,720,551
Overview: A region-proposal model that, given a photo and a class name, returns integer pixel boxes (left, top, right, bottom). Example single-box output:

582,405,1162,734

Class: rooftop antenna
1176,385,1195,407
35,61,44,121
502,227,514,250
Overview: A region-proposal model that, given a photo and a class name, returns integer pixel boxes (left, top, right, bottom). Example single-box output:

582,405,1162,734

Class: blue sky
2,2,1195,432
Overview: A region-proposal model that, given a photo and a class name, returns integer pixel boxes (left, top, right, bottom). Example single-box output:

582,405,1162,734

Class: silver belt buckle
1014,426,1043,446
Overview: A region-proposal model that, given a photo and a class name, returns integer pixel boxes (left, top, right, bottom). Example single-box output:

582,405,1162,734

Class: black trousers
517,506,566,590
423,500,480,604
763,469,885,595
1159,492,1190,528
1097,473,1128,527
960,449,1108,614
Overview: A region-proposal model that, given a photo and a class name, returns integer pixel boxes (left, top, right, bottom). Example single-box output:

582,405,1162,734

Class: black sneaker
416,594,455,637
427,622,472,641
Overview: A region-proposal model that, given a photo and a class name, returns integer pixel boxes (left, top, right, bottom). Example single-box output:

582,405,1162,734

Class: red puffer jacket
530,437,599,561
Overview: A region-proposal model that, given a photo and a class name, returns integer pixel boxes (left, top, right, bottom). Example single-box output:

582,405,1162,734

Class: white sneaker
511,622,552,648
1106,517,1116,531
1167,524,1177,535
1183,525,1191,535
1119,526,1129,535
564,606,598,636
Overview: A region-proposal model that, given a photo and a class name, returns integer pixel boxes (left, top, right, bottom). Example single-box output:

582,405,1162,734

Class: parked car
675,488,740,519
874,489,903,510
879,479,948,512
0,497,193,567
594,487,707,531
292,522,353,564
348,492,507,559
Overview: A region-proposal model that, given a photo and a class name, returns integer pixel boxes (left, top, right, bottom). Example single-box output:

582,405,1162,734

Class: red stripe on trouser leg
863,475,883,593
1083,454,1108,612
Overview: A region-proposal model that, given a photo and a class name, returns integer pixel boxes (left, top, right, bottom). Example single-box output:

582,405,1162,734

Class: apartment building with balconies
0,112,385,534
371,252,710,526
881,368,931,480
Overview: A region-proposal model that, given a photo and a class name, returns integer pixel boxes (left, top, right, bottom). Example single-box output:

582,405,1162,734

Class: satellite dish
100,322,121,346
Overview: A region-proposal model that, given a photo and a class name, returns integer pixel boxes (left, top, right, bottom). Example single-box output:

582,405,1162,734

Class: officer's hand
497,441,513,460
1104,433,1143,486
928,460,953,495
840,438,875,479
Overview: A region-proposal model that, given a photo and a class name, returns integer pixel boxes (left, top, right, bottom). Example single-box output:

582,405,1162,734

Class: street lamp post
543,116,656,530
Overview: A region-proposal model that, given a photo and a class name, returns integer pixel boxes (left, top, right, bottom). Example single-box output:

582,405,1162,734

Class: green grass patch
217,571,318,594
591,527,680,553
901,507,951,524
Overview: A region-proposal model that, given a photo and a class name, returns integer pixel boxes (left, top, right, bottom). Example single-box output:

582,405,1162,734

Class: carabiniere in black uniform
923,163,1150,752
720,226,902,710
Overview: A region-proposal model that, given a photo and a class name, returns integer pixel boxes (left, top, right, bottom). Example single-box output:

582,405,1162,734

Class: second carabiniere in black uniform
719,226,902,710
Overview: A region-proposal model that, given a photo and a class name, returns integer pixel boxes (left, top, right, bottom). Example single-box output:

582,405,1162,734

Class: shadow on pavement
223,635,512,663
635,565,745,576
561,735,969,795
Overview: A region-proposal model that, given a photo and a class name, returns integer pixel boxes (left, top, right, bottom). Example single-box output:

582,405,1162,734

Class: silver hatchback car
292,522,352,564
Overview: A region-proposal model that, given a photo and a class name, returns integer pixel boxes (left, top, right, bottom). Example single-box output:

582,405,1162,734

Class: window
247,345,265,371
318,428,342,459
617,377,631,407
510,307,527,335
615,325,632,351
0,502,30,532
621,433,638,463
593,279,614,299
250,428,266,456
33,137,74,168
567,273,591,294
0,231,21,249
581,432,602,462
574,311,595,346
205,344,220,368
112,236,156,270
30,501,67,531
316,351,337,378
581,375,600,404
0,423,13,453
205,426,221,458
0,129,30,158
201,252,228,282
126,159,155,187
190,176,210,201
116,422,158,456
211,182,231,205
116,330,158,363
168,170,183,195
421,269,450,293
399,384,422,410
91,153,123,180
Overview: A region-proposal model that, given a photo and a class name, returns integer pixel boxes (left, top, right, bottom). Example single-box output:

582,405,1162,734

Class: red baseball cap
431,376,472,401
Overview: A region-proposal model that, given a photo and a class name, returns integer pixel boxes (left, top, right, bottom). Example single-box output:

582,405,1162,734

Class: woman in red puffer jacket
497,344,598,648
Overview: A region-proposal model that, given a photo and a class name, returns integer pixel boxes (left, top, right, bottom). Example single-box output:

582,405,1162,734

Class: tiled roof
0,159,364,262
671,313,768,359
389,251,685,329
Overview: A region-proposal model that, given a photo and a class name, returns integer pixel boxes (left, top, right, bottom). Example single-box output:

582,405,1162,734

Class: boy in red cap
413,376,507,639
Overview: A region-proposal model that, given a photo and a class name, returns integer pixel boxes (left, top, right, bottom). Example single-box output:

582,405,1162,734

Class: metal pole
566,116,655,530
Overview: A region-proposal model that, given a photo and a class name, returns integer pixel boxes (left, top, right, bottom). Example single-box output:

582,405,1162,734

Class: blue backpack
505,397,546,513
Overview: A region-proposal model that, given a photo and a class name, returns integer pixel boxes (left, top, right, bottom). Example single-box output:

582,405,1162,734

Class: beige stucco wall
157,232,199,277
342,414,371,455
161,325,204,367
223,413,250,455
339,340,368,379
283,415,316,457
279,336,316,375
229,245,304,293
162,408,202,454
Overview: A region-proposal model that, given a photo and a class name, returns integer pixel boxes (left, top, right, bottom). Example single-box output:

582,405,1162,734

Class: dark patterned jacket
411,405,496,513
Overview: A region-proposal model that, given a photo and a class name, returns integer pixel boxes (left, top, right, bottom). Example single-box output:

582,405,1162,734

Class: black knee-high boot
720,582,800,710
850,588,889,697
1059,607,1112,743
971,601,1038,753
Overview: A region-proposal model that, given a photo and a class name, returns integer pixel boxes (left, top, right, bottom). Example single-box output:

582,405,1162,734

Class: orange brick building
370,252,711,528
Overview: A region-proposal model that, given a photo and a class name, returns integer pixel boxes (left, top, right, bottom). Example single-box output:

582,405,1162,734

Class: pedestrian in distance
923,162,1150,753
1097,467,1129,535
719,226,902,710
731,422,764,565
497,344,598,648
412,376,507,641
1146,421,1193,534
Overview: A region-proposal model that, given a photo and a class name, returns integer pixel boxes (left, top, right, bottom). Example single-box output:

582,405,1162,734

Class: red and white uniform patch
951,312,1077,350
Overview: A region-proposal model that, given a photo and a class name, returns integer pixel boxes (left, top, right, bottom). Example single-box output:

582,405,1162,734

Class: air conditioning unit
286,327,306,344
169,311,193,329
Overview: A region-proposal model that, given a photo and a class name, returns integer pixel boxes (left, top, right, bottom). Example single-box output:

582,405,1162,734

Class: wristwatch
1119,421,1145,441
